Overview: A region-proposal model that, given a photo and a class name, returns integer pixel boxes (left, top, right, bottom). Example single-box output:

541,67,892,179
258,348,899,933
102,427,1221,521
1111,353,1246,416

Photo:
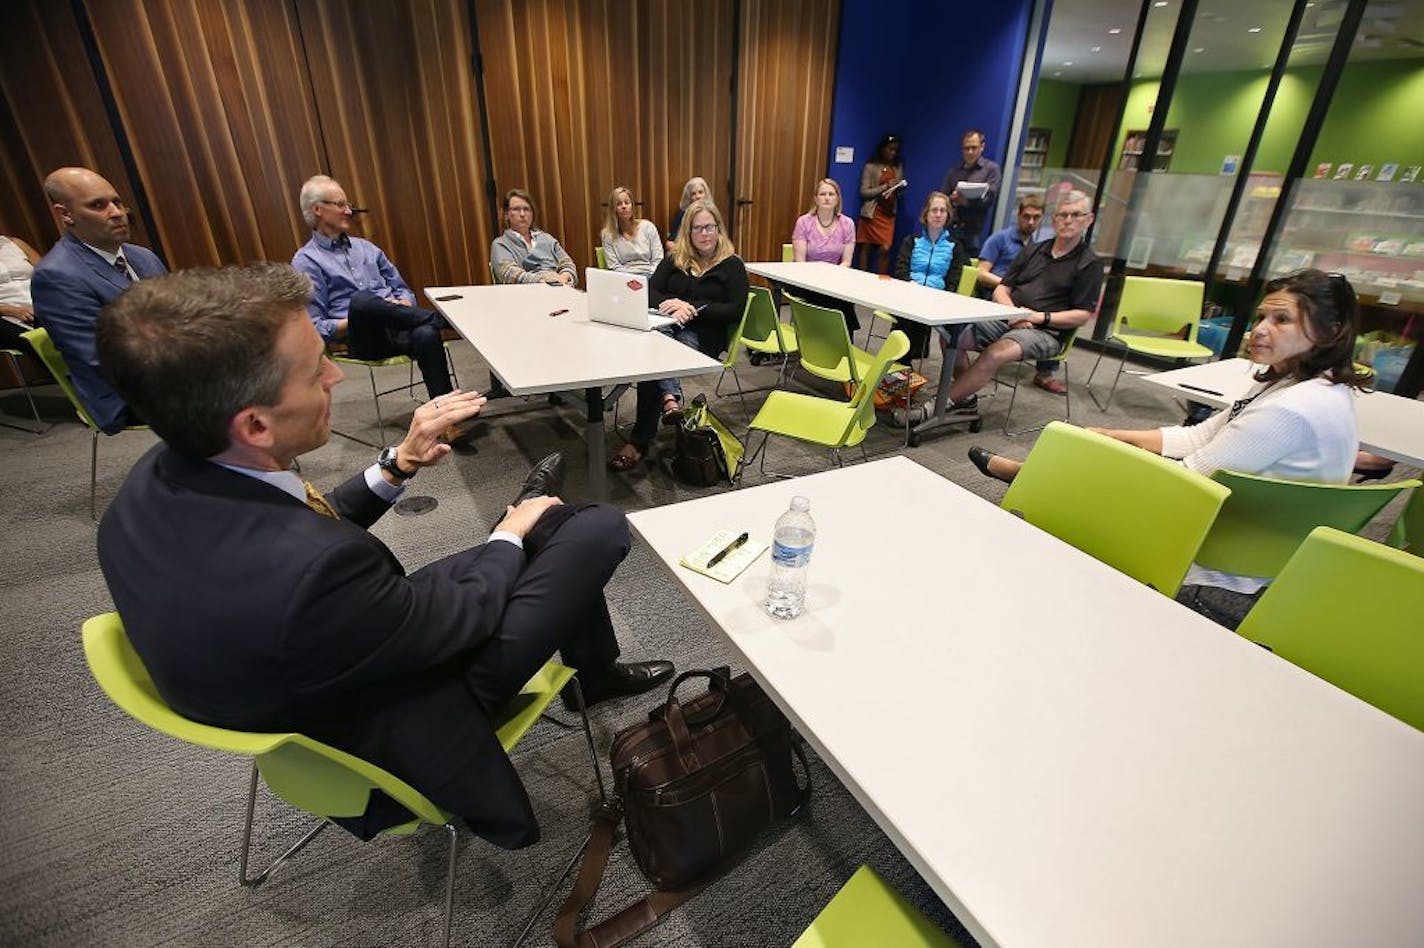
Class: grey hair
299,174,340,229
680,177,709,211
1057,189,1091,212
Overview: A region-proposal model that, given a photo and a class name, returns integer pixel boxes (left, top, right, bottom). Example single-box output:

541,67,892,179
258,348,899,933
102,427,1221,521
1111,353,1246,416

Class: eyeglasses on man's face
690,222,719,235
1053,210,1089,221
317,199,351,211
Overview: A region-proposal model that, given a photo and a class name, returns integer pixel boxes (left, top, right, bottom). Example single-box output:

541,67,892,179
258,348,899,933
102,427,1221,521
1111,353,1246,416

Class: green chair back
1112,276,1207,343
844,330,909,444
23,327,96,429
955,259,979,296
1001,422,1231,596
82,612,576,827
1194,470,1421,579
594,246,607,269
742,285,797,356
782,243,794,263
1237,527,1424,731
793,865,959,948
1390,487,1423,555
789,294,859,384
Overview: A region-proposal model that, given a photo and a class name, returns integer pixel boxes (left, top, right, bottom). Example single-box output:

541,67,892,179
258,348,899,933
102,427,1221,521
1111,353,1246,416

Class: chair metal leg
1,351,44,433
368,366,386,435
441,822,458,948
510,831,597,948
1086,342,1127,412
238,762,329,887
90,429,100,523
567,677,608,803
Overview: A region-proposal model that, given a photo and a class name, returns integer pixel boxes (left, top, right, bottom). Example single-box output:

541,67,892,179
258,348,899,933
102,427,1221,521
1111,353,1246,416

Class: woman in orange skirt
855,134,905,274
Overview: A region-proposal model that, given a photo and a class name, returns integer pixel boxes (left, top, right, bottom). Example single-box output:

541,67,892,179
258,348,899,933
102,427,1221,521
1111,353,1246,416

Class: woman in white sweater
968,269,1369,621
601,186,664,277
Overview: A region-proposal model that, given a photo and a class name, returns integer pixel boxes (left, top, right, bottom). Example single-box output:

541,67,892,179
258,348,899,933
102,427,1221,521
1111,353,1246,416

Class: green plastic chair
991,328,1079,437
1001,422,1231,596
788,294,882,389
593,245,607,269
793,865,960,948
745,330,909,478
1236,527,1424,731
23,327,150,521
954,258,979,296
328,341,460,447
1389,486,1423,556
1193,469,1421,580
715,286,800,408
81,612,604,948
1,346,43,433
1086,276,1211,411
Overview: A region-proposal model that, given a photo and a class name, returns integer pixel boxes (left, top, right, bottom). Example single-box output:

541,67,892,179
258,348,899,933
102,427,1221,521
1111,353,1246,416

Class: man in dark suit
94,263,673,847
32,167,167,433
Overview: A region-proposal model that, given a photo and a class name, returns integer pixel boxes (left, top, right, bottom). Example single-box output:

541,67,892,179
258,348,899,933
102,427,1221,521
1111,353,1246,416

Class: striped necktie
303,481,340,519
113,254,132,281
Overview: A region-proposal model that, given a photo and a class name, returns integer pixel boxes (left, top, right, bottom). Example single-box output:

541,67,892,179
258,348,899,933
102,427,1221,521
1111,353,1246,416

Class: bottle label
772,540,812,568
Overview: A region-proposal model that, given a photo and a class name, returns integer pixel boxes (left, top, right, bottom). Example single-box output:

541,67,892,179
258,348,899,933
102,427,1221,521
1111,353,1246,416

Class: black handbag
553,670,811,948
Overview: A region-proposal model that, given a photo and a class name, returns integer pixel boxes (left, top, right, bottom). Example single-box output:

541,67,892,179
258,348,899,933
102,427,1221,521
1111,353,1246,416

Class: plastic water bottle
765,496,815,619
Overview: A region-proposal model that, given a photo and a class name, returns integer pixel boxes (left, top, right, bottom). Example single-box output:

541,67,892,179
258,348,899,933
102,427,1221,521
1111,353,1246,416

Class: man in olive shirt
944,190,1102,409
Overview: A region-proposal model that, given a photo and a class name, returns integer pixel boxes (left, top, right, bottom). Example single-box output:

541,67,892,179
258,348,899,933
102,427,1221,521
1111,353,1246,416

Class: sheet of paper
679,530,768,584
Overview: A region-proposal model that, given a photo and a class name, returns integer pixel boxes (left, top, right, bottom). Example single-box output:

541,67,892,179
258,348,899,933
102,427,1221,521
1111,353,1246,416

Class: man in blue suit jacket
32,167,167,434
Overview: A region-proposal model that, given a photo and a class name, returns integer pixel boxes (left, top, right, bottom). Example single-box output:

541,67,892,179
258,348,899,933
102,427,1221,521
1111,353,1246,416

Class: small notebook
679,530,768,584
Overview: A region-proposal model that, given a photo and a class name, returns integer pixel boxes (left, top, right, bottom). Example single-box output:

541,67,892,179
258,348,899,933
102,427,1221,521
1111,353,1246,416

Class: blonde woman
791,177,859,331
610,199,749,471
601,186,663,276
667,176,709,247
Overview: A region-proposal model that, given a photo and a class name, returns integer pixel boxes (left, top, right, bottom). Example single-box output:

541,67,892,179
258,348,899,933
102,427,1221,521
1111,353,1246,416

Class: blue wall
826,0,1035,250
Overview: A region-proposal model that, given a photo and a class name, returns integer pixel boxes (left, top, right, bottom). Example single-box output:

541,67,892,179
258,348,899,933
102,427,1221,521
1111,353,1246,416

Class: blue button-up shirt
291,232,414,339
979,225,1034,278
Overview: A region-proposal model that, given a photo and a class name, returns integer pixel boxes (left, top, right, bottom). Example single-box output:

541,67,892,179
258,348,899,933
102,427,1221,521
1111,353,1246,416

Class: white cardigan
1160,376,1358,593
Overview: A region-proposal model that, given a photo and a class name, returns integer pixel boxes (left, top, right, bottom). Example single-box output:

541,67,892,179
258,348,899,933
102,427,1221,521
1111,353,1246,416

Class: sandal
609,442,644,472
660,395,684,427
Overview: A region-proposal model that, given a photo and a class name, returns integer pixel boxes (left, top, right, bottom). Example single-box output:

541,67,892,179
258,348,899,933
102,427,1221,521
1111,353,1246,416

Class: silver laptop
586,268,676,331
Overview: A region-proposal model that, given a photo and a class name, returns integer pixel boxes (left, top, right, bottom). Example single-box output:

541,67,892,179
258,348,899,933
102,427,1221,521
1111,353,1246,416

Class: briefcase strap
552,800,705,948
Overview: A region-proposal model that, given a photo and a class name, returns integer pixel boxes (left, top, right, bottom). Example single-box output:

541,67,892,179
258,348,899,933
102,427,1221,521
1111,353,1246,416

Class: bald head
44,167,130,252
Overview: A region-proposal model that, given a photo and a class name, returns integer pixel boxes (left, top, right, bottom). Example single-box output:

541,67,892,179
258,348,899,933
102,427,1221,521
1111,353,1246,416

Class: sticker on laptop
626,279,643,291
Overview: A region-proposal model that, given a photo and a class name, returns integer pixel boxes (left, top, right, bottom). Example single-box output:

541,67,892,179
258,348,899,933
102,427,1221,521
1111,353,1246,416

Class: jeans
631,322,704,446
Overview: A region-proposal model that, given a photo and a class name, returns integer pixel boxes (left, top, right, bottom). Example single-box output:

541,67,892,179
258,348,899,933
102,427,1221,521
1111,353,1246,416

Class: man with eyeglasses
941,129,1002,257
976,193,1068,396
292,175,464,440
31,167,168,434
941,190,1102,411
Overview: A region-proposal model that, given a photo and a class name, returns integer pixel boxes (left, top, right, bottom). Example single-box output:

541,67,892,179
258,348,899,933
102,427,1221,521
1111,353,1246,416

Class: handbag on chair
553,670,811,947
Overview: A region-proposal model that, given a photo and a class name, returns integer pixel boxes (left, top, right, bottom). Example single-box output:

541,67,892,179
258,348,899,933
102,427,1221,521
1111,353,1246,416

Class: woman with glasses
609,200,749,472
490,188,577,286
968,269,1369,626
791,178,860,332
855,135,905,274
601,186,663,277
667,176,709,250
891,191,969,360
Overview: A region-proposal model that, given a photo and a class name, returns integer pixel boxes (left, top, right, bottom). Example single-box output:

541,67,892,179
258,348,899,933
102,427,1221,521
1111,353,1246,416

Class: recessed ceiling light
1091,45,1102,52
1109,27,1122,34
1193,47,1205,53
1154,1,1168,6
1053,71,1063,76
1248,26,1262,33
1063,61,1074,66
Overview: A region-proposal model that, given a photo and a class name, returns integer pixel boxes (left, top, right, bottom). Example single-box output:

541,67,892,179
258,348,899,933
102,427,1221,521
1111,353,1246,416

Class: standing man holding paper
941,129,1002,257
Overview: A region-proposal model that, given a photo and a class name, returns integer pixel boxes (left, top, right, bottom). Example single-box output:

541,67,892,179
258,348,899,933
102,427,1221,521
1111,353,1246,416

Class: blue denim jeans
631,323,703,446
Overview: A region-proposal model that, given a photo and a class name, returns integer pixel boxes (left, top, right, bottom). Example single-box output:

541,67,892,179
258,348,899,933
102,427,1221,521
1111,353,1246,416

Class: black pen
706,532,749,568
1179,383,1224,397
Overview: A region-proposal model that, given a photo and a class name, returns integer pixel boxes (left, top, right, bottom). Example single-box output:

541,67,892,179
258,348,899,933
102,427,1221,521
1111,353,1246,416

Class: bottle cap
790,496,810,511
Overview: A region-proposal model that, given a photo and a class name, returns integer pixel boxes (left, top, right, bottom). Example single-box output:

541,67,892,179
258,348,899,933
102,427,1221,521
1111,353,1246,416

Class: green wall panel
1028,78,1080,168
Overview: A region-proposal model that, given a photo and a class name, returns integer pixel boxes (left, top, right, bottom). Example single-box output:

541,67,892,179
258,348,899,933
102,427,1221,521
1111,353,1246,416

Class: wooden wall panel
734,0,840,264
299,0,493,297
476,0,735,276
1066,83,1125,170
0,1,151,254
83,0,324,269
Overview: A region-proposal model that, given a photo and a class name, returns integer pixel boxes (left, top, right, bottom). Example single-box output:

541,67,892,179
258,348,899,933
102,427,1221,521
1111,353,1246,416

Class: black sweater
647,254,750,356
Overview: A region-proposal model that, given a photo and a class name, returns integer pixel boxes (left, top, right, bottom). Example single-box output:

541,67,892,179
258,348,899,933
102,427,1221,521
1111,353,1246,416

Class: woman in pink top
790,178,860,332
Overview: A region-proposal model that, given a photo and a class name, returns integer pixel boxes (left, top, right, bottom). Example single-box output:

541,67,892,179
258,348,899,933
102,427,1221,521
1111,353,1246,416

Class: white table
1143,358,1424,467
425,284,723,498
745,262,1029,444
627,457,1424,948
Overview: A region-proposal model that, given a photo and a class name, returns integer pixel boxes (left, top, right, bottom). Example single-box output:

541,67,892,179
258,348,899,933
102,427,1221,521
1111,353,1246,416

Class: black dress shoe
562,660,675,711
511,452,564,507
968,446,1004,482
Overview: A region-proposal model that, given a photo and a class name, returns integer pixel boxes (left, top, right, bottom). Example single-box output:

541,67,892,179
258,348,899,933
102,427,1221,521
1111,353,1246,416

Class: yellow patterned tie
303,480,340,519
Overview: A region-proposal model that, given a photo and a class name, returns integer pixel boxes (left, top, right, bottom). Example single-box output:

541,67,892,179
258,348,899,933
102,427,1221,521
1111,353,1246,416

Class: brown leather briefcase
554,669,810,947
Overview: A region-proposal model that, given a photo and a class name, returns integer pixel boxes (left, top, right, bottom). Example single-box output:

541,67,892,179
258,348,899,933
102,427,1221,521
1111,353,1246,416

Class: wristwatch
377,446,417,480
1041,311,1053,328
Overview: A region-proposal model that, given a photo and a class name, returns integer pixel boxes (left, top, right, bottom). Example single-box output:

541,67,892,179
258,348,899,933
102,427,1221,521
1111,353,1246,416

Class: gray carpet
0,320,1413,947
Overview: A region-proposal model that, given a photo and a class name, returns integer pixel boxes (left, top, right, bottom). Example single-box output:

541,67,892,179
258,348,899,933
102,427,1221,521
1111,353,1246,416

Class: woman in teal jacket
893,191,968,359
